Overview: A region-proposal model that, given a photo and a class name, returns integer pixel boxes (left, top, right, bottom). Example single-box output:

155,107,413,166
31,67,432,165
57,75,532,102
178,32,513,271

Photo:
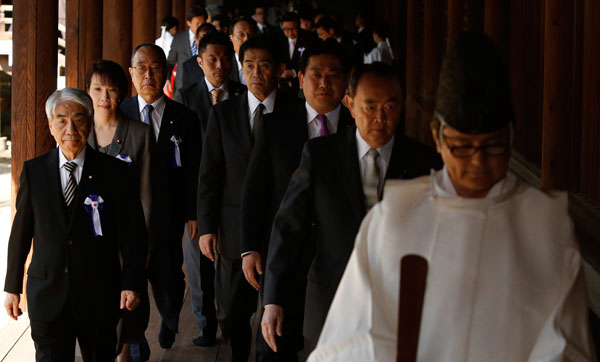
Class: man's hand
281,69,296,79
4,293,22,320
188,220,198,240
261,305,284,353
242,252,263,290
199,234,218,262
120,290,140,311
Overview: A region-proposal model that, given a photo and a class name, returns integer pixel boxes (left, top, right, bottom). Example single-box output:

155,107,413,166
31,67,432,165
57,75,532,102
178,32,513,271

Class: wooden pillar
404,0,420,139
484,0,508,54
65,0,102,89
12,0,58,204
132,0,156,49
103,0,132,73
173,0,186,33
422,0,443,106
447,0,465,46
541,0,574,190
156,0,173,39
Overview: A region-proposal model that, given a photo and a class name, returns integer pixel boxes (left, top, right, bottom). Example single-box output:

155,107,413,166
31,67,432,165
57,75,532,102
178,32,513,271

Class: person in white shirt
308,31,597,362
155,16,179,56
363,24,394,66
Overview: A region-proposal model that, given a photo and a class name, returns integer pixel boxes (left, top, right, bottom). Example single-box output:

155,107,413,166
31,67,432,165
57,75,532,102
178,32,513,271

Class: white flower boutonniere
84,195,104,237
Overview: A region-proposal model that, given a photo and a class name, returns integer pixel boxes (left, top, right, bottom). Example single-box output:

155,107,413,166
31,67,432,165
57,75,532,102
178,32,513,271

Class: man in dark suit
178,22,218,91
121,43,201,354
167,6,208,94
228,17,258,85
279,12,315,93
176,31,246,133
4,88,147,362
261,63,443,354
197,36,297,362
240,40,353,362
315,16,361,67
252,5,281,40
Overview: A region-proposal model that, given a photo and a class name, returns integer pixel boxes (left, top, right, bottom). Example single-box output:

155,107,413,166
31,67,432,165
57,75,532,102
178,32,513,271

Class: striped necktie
210,88,222,105
64,161,78,206
191,41,198,57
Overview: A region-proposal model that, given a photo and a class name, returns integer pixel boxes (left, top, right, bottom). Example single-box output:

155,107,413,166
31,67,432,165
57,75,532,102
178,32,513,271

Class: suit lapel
338,106,355,131
195,80,212,112
121,97,141,122
334,128,366,218
237,93,253,154
68,146,96,233
44,148,68,229
111,114,129,156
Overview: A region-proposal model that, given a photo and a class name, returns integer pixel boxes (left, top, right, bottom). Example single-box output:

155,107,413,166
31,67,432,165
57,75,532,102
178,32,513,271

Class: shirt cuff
241,251,257,257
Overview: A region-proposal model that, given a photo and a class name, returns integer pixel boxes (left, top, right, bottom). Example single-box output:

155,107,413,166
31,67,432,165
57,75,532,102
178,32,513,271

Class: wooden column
173,0,186,33
12,0,58,203
404,0,420,140
484,0,508,54
65,0,102,89
156,0,173,38
447,0,465,45
133,0,156,49
422,0,443,106
103,0,132,72
541,0,574,190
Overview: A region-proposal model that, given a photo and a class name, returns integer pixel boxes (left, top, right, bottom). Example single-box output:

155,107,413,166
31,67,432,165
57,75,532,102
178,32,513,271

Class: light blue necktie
142,104,153,126
191,41,197,57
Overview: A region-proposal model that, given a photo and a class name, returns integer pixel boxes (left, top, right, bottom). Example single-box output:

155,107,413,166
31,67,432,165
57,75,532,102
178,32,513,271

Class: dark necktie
142,104,153,126
363,148,380,209
63,161,78,206
251,103,266,143
316,114,329,136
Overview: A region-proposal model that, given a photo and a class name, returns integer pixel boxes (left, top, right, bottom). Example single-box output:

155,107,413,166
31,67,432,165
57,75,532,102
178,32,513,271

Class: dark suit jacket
280,31,314,74
240,102,354,257
167,31,193,92
4,146,147,324
229,57,242,84
179,55,205,91
87,114,153,226
120,97,201,266
175,78,246,134
263,127,442,342
196,90,298,259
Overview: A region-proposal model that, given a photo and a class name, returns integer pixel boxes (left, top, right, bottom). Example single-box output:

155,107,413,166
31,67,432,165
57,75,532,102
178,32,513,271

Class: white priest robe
308,169,596,362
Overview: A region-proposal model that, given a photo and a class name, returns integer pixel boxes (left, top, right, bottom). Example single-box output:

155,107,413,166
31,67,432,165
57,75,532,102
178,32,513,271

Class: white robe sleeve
308,205,396,362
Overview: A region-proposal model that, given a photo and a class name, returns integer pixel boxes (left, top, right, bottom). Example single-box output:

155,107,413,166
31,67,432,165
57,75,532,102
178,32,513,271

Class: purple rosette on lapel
84,194,104,237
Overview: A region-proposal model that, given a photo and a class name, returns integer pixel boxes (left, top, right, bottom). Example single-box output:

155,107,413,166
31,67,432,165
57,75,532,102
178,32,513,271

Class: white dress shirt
306,103,341,139
363,41,394,66
247,89,277,131
59,146,85,198
137,95,167,141
355,129,394,195
188,29,196,50
234,52,246,85
288,37,296,59
204,77,230,103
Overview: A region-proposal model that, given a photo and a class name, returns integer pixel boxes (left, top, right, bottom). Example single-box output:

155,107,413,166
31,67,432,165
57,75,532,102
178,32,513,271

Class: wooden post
132,0,156,49
156,0,173,39
541,0,574,190
422,0,443,107
65,0,102,89
447,0,465,46
404,0,420,140
484,0,508,54
102,0,132,73
172,0,186,33
12,0,58,202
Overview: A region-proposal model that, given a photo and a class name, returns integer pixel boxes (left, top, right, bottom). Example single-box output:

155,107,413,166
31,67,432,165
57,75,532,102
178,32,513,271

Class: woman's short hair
85,59,130,103
45,87,94,121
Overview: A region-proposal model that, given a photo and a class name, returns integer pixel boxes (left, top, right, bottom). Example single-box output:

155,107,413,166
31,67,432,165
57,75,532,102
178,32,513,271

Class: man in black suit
252,5,280,40
177,22,217,91
4,88,147,362
315,16,361,67
240,40,353,362
228,17,258,85
261,63,443,354
279,12,315,93
197,36,296,362
121,43,201,354
176,31,246,133
167,6,208,94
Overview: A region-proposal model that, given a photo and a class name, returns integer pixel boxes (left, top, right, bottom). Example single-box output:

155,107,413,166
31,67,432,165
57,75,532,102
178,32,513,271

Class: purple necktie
316,114,329,136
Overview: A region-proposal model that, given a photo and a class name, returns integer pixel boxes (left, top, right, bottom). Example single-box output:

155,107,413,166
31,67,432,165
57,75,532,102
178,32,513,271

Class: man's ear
431,123,442,153
344,94,354,115
298,71,304,89
197,55,203,67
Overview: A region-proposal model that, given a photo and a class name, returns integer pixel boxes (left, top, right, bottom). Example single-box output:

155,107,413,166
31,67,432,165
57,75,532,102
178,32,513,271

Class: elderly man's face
299,54,347,114
230,21,255,54
432,125,511,198
346,74,402,148
129,46,166,104
49,101,91,160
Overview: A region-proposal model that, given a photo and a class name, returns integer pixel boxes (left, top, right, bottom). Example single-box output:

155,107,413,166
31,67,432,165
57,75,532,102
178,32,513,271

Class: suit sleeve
239,120,272,255
166,36,178,66
173,87,184,104
184,109,202,221
264,141,315,307
196,107,225,235
4,163,34,294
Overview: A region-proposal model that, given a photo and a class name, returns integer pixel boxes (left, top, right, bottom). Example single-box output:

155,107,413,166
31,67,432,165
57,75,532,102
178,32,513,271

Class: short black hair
198,31,234,58
131,42,167,66
372,23,390,40
281,12,300,25
229,16,258,35
239,35,282,65
85,59,129,103
298,38,350,75
253,5,266,14
196,22,217,38
161,16,179,32
347,62,402,98
186,6,208,22
315,16,339,36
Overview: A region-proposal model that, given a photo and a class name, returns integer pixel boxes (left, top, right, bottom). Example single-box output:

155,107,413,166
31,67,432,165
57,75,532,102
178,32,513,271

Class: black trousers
30,298,118,362
215,255,258,362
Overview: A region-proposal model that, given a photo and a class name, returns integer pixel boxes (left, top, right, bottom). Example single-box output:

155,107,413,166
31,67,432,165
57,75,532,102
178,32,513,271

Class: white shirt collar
248,88,277,119
336,37,342,43
235,52,242,70
435,165,511,199
188,29,196,47
204,76,228,94
137,94,166,118
355,129,394,164
59,145,86,169
305,102,342,135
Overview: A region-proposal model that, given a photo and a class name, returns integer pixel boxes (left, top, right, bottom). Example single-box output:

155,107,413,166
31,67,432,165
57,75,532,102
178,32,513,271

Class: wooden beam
132,0,157,49
102,0,132,73
447,0,465,46
541,0,574,189
156,0,173,39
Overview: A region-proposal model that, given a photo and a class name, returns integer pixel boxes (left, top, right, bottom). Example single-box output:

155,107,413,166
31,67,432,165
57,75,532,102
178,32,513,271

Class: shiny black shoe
192,335,217,347
158,322,176,349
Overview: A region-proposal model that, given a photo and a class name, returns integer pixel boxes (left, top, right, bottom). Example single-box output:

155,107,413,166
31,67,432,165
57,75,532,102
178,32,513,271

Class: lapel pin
116,139,121,144
88,175,93,179
170,121,173,124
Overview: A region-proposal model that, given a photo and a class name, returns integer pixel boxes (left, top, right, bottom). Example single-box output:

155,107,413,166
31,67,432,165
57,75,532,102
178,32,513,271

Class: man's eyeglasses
131,64,163,75
445,143,510,158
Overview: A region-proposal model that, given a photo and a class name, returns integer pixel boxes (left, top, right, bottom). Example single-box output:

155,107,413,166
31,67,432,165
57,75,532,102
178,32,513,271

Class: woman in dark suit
85,60,153,361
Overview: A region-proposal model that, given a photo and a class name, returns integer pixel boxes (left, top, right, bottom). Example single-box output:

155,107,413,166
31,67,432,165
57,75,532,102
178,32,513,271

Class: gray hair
45,87,94,121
